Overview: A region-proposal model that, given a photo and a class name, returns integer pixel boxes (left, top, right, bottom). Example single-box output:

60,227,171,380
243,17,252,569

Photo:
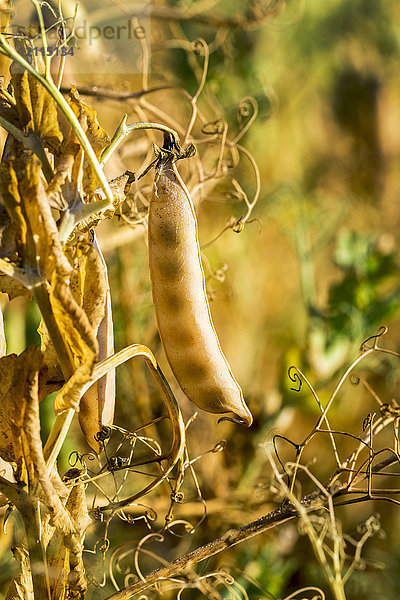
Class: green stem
32,0,51,78
44,409,75,472
58,196,114,245
100,118,180,166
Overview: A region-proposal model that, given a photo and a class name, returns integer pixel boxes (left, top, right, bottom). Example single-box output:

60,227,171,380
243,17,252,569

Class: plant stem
24,501,52,600
105,508,294,600
44,409,75,472
0,478,51,599
100,118,180,166
32,282,76,472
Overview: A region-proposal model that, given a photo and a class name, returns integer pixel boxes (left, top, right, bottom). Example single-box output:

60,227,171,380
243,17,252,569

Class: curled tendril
218,415,250,425
288,366,302,392
212,440,226,453
225,215,262,235
95,426,112,442
170,491,184,503
165,519,195,535
238,96,257,121
357,513,382,535
94,537,110,554
124,574,139,587
108,456,130,471
226,216,245,233
233,97,258,143
359,326,388,353
68,450,95,468
191,38,205,56
145,508,157,521
363,413,375,431
355,558,367,571
68,451,83,468
202,119,226,135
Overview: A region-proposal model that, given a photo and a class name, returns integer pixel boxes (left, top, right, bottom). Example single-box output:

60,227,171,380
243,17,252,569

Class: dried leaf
0,305,12,505
38,317,64,384
0,156,27,257
0,93,21,131
46,133,81,210
79,235,115,452
45,535,68,600
64,478,91,597
77,170,135,233
19,152,70,276
0,275,31,299
0,352,25,465
0,352,84,597
68,88,110,194
51,267,98,413
0,152,71,277
39,239,104,413
67,238,108,331
10,42,63,153
5,546,34,600
0,456,14,506
0,206,16,258
0,346,42,483
45,474,91,600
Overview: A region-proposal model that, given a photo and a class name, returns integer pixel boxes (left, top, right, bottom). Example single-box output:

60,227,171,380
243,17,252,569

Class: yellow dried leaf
0,152,71,278
5,546,34,600
0,92,22,131
70,237,115,453
0,206,16,259
0,456,14,506
0,157,27,257
46,134,81,207
18,152,70,277
77,170,135,233
0,346,42,469
51,268,98,413
38,238,106,412
44,474,91,599
64,478,91,597
38,317,64,384
68,87,110,194
10,42,63,153
0,275,31,299
66,238,108,331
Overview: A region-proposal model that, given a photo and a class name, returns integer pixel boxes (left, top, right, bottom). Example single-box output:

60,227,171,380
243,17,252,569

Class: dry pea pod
148,154,252,426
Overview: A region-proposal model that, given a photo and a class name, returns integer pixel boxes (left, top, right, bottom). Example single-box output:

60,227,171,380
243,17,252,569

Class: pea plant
0,3,399,600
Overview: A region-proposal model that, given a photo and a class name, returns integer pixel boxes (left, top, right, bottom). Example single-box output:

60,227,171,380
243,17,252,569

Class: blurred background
2,1,400,598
